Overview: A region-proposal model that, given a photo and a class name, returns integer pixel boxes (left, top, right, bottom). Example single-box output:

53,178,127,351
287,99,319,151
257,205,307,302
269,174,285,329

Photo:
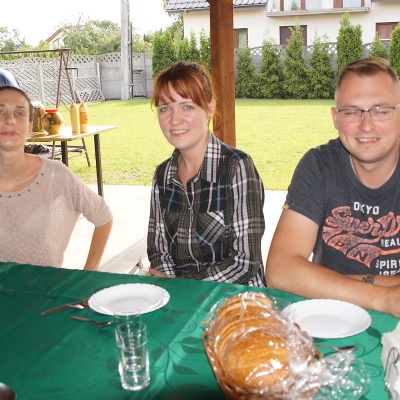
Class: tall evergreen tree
199,29,211,71
308,34,335,99
188,32,200,62
370,32,389,59
151,32,163,77
336,13,363,73
390,23,400,77
177,37,190,61
235,47,258,98
283,24,309,99
152,30,176,77
258,37,284,98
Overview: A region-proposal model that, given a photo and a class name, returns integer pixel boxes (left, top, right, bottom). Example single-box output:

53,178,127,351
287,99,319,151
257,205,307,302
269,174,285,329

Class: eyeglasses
336,104,400,122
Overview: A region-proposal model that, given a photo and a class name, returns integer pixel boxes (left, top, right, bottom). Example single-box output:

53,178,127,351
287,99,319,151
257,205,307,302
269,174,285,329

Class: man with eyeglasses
266,57,400,317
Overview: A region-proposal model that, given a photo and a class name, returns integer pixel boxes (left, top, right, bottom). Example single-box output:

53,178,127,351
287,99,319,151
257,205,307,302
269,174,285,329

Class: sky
0,0,173,45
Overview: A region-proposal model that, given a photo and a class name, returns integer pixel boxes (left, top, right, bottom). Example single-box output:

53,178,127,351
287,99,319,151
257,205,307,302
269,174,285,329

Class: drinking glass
114,309,150,391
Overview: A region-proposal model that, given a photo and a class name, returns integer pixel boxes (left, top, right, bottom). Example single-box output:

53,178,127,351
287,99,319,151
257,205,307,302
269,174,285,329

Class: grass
56,98,338,191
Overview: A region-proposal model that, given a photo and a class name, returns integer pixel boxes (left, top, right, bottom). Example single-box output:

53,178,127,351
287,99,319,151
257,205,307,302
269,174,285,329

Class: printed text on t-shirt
323,205,400,270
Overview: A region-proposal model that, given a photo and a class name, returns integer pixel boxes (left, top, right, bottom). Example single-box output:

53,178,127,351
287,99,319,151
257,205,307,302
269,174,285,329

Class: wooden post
207,0,236,147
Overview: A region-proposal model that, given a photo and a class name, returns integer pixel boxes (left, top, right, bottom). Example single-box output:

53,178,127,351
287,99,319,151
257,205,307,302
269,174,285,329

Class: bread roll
207,292,317,397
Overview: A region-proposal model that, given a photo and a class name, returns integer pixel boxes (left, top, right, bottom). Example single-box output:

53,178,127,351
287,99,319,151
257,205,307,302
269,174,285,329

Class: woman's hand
146,268,176,278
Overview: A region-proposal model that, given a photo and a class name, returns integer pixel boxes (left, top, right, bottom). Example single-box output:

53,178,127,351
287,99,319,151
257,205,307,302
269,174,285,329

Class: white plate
282,299,371,339
89,283,170,316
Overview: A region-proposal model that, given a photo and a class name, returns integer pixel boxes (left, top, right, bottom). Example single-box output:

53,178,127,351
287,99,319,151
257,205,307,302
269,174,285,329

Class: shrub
188,32,200,62
258,37,284,98
152,30,177,77
308,34,335,99
370,33,389,59
283,23,309,99
337,13,363,72
177,37,190,61
390,23,400,76
235,48,258,98
199,29,211,71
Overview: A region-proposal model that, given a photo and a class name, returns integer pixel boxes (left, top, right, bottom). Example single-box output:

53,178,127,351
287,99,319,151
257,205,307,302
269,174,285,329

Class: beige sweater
0,158,112,268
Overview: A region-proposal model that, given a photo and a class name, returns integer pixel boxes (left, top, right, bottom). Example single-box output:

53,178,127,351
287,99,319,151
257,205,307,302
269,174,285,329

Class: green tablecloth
0,262,398,400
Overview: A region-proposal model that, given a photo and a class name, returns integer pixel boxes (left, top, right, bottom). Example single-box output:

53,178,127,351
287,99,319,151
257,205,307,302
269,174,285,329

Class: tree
167,20,184,42
283,24,309,99
31,41,53,51
258,37,284,98
177,37,190,61
132,30,152,53
235,47,258,98
152,32,164,77
162,0,183,34
188,32,200,62
63,17,120,54
390,23,400,77
308,34,335,99
370,32,389,59
0,26,28,52
152,30,176,77
199,29,211,71
165,19,184,54
336,13,363,73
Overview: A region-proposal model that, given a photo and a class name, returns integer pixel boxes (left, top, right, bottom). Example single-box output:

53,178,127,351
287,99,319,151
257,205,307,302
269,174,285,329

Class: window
343,0,362,6
306,0,333,9
334,0,363,6
284,0,300,10
279,0,364,10
280,25,307,46
376,22,398,40
234,29,248,48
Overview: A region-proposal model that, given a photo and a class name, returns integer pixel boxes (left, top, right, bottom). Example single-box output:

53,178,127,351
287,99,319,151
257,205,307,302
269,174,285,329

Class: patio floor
63,185,287,274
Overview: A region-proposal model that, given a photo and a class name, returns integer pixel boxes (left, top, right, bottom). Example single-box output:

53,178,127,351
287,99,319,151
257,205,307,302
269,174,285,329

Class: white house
45,28,65,49
166,0,400,48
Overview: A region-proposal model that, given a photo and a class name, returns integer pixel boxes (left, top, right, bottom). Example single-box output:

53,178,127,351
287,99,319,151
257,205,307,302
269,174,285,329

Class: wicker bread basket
202,292,321,400
204,329,285,400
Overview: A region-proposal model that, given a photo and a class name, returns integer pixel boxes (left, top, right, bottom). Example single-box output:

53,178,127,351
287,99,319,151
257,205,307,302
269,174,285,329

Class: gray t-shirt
285,138,400,276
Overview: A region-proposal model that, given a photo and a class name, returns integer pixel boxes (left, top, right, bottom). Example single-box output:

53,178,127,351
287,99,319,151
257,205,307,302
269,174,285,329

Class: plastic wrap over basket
202,292,370,400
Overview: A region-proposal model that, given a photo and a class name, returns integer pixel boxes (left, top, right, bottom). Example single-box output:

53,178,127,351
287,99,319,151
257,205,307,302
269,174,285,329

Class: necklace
350,152,400,188
349,157,359,178
0,172,44,198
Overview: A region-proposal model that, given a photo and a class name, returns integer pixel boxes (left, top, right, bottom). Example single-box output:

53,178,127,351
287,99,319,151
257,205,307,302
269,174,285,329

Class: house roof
166,0,267,12
46,28,65,43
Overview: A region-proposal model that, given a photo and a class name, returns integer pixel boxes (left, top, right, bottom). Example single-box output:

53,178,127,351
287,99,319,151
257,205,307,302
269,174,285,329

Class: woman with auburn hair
147,61,266,286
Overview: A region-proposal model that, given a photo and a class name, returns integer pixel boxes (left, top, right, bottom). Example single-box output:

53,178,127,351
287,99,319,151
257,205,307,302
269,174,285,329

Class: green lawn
57,98,338,191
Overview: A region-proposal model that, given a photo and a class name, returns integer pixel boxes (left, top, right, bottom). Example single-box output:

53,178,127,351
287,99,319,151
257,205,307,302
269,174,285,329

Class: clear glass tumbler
114,311,150,391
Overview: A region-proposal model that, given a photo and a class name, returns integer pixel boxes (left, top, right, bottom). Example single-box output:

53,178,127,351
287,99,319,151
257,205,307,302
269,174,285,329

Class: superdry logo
322,206,400,269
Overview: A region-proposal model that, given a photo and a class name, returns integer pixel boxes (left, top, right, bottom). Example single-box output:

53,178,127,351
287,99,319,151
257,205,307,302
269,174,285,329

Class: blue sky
1,0,173,45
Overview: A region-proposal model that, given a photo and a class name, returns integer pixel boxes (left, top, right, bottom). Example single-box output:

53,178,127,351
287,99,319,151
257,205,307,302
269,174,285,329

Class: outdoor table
27,126,117,197
0,262,397,400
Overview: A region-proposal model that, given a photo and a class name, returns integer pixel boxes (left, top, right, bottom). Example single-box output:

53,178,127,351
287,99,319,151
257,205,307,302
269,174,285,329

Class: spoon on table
317,344,358,352
69,315,113,328
67,303,86,310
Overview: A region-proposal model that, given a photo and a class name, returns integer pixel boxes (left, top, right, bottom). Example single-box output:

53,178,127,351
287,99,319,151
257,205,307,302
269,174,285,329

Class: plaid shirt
147,133,266,286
